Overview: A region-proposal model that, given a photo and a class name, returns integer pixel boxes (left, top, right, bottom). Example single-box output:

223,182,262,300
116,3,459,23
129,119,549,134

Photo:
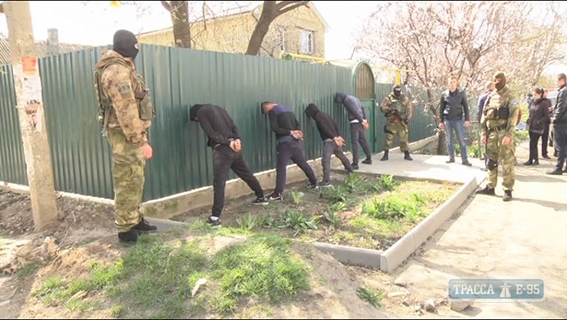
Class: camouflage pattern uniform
478,73,519,199
95,50,153,233
379,86,414,161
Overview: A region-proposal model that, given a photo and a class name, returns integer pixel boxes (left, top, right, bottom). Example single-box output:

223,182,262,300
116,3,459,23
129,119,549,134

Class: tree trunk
169,1,191,48
245,2,277,56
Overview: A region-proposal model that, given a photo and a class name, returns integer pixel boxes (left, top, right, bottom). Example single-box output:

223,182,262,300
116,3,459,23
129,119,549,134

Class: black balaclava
493,72,506,91
113,29,139,59
393,85,402,97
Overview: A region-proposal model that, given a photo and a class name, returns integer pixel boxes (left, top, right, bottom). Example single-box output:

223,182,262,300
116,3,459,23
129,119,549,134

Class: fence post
3,1,58,230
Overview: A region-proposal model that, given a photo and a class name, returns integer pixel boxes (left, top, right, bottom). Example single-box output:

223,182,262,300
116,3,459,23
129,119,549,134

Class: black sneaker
351,164,359,170
307,183,319,190
268,193,283,201
134,218,157,234
207,216,222,228
446,158,455,163
546,169,563,175
462,160,472,166
503,190,512,202
476,185,495,195
542,155,551,159
118,228,139,243
253,197,269,205
318,181,332,188
362,158,372,165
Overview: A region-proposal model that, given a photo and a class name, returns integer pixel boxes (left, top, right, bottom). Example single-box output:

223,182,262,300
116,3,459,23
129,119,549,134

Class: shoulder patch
117,82,132,96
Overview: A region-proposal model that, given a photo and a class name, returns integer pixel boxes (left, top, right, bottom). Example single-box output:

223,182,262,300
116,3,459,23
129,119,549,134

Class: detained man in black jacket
261,101,318,201
190,104,268,227
305,103,353,187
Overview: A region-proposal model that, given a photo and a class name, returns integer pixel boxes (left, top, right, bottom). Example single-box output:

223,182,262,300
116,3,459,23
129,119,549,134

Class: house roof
139,2,330,37
0,36,91,65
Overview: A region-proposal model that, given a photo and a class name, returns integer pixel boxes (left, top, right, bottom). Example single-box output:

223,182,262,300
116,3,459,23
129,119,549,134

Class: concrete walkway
355,141,567,318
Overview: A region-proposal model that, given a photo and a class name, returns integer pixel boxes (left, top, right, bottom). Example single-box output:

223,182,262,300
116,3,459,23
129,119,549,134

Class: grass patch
356,286,384,309
17,262,42,278
32,232,310,318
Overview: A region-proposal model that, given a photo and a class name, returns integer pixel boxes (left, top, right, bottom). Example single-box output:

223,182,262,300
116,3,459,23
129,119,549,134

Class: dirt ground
0,186,421,319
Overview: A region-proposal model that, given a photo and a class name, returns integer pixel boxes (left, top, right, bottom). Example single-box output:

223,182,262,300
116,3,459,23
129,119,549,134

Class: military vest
483,87,514,128
383,93,408,117
93,57,155,136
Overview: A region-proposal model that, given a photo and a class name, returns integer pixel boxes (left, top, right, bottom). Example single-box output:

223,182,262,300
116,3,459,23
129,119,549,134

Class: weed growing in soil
356,286,384,309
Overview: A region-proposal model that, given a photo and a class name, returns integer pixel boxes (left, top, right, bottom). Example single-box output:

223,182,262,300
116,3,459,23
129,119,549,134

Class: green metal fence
0,44,439,201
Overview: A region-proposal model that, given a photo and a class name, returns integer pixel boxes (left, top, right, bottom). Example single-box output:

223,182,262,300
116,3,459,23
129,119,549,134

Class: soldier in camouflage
94,30,157,243
379,85,413,161
476,72,519,202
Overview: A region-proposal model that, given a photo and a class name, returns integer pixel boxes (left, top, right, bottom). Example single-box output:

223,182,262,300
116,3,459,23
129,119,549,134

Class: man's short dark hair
261,101,274,112
558,73,566,81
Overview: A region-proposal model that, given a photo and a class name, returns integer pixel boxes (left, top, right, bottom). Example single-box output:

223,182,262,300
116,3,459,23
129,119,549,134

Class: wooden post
3,1,58,231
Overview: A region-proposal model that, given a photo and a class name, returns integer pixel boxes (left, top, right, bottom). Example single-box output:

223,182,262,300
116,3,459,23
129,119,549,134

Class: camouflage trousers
106,129,145,233
384,120,409,151
485,129,515,191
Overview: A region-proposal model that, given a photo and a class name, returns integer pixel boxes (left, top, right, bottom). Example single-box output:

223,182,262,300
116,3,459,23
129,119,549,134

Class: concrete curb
379,175,480,272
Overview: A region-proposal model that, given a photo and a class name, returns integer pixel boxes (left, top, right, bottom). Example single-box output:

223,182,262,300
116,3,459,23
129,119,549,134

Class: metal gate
352,62,378,152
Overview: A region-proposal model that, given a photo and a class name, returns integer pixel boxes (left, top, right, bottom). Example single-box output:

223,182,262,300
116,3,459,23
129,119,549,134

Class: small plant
362,196,422,220
261,214,276,229
356,286,384,309
320,185,349,204
344,173,365,192
379,175,397,191
278,210,319,236
236,213,261,231
290,191,304,205
323,205,342,229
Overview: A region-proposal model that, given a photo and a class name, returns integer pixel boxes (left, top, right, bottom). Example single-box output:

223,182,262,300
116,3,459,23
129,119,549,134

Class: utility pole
2,1,58,231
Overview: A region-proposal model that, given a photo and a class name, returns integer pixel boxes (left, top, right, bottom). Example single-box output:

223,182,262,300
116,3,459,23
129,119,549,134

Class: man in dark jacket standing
547,73,567,175
335,92,372,170
477,80,495,171
190,104,268,227
305,103,353,187
439,75,473,166
261,101,318,201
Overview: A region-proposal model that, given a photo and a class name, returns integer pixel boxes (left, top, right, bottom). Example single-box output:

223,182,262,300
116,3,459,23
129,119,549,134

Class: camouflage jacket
95,50,153,145
380,93,413,121
481,85,519,137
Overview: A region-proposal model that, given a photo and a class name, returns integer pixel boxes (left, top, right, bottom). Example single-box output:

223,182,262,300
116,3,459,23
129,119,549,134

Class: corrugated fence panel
0,65,27,185
2,44,445,201
39,46,114,199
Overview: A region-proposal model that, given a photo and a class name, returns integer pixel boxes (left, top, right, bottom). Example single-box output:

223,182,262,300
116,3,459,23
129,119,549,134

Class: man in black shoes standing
334,92,373,169
190,104,268,227
261,101,319,200
379,85,414,161
305,103,354,187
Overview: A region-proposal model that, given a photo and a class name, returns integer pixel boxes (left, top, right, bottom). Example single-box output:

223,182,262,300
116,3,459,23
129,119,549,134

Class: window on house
279,28,286,52
300,30,313,54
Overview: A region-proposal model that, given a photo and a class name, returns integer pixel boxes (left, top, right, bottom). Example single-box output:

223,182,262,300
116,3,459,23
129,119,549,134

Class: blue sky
0,1,376,60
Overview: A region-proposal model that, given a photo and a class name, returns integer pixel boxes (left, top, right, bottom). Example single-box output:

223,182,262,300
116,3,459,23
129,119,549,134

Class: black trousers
350,122,372,165
273,139,317,196
528,131,542,162
542,123,550,156
212,145,264,217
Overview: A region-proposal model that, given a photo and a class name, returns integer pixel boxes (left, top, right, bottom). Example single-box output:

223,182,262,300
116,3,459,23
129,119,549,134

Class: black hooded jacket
305,103,341,141
189,104,240,148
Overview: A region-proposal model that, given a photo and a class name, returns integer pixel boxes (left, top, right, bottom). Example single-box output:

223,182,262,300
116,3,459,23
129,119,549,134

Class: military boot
380,150,389,161
404,151,413,161
134,218,158,234
503,190,512,202
476,185,495,196
118,228,138,243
